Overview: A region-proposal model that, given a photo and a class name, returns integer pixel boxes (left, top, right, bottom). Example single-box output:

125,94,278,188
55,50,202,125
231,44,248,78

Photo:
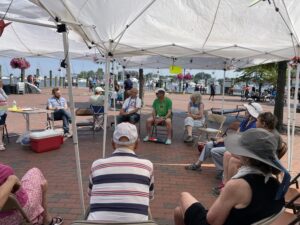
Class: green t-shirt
152,97,172,117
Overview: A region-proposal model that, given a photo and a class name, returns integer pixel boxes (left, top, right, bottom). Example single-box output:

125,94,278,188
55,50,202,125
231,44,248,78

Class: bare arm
207,179,251,225
0,89,8,100
0,175,20,209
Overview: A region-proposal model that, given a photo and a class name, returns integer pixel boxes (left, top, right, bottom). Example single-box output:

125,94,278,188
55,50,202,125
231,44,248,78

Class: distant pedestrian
124,74,133,99
209,83,215,101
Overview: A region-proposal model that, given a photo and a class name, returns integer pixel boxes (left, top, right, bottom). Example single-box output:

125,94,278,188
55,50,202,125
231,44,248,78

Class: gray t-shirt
89,94,105,106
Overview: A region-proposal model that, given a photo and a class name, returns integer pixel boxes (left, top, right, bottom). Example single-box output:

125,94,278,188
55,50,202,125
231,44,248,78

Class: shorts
184,202,209,225
0,113,7,125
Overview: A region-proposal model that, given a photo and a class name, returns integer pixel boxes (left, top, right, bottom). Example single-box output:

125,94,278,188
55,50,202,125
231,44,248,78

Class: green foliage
77,68,104,79
236,63,277,85
194,72,212,83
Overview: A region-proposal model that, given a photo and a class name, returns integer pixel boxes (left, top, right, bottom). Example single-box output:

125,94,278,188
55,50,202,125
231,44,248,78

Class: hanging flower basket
184,73,193,80
10,57,30,69
177,73,183,80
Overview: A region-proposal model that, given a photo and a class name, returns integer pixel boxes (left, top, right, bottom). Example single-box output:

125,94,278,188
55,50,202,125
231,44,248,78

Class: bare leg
41,180,52,224
186,125,192,137
146,117,154,136
174,206,185,225
0,125,4,150
223,151,232,183
174,192,199,225
165,118,172,139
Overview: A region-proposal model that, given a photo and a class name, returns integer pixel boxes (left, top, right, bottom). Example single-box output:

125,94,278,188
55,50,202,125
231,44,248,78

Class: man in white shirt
117,88,141,124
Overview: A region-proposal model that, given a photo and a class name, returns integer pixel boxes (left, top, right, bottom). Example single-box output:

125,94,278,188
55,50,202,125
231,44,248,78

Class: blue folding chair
90,105,104,132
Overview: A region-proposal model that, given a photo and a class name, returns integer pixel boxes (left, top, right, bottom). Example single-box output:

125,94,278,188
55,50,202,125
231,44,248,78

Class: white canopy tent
0,0,299,216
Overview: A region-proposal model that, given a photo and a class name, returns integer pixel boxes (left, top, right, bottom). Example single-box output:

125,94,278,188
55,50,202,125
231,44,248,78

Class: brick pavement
1,87,299,224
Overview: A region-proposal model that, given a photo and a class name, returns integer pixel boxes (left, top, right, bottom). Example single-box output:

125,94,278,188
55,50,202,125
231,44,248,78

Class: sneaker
165,139,172,145
64,132,72,138
0,145,5,151
185,136,193,143
185,163,201,171
143,136,149,142
215,171,223,180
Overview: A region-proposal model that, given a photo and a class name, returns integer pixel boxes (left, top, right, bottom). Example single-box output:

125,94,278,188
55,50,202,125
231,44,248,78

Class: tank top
224,174,284,225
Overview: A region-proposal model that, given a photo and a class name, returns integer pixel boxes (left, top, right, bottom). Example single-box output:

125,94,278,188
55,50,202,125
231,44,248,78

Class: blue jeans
117,113,140,124
53,109,72,133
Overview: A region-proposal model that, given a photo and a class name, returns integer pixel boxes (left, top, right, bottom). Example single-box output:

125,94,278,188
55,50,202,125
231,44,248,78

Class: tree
96,68,104,79
236,63,277,95
238,61,287,132
274,61,287,132
194,72,211,86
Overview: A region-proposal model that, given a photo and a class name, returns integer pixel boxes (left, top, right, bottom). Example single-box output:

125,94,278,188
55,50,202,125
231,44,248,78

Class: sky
0,57,240,79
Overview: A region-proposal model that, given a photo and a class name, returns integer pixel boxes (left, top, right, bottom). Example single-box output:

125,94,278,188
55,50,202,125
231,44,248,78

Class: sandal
48,217,63,225
185,163,201,171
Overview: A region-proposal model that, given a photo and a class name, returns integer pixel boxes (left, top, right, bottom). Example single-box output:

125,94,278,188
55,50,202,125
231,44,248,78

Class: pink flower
10,58,30,69
184,73,193,80
177,73,183,80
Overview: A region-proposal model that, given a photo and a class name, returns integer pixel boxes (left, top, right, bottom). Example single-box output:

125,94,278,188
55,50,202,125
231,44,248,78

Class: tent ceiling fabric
0,0,300,68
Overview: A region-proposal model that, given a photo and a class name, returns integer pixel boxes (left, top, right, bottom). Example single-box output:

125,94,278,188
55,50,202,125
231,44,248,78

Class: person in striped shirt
88,122,154,221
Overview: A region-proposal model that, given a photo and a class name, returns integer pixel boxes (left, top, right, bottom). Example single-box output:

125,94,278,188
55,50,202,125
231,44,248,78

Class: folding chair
251,208,285,225
71,221,157,225
182,110,208,143
271,194,300,225
2,123,9,143
0,194,32,225
197,113,226,142
151,114,173,140
46,108,62,130
285,172,300,214
17,82,25,95
90,105,104,132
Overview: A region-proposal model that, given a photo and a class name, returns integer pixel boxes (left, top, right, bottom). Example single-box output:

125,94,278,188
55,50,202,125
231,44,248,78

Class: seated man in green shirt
143,88,172,144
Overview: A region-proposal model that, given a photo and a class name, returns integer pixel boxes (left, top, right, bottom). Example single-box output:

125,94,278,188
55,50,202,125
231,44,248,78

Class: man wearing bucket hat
175,128,288,225
87,122,154,221
144,88,173,144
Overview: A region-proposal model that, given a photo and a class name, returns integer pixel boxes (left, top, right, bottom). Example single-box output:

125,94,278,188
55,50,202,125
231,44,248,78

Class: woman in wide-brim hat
175,128,288,225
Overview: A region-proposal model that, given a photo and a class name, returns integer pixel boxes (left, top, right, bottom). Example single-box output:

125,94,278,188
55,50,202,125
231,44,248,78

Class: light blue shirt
47,97,66,109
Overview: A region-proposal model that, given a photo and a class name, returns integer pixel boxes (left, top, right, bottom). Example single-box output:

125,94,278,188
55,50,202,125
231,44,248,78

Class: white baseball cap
113,122,138,145
95,87,104,93
155,88,165,94
243,102,263,118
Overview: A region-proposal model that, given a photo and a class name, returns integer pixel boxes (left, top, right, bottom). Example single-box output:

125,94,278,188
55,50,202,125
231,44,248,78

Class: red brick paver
1,88,299,225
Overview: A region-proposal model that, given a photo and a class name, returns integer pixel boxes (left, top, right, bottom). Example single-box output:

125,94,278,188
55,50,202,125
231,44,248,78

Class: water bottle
12,100,17,109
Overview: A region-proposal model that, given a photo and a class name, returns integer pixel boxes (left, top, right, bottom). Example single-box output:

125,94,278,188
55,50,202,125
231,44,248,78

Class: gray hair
190,93,202,105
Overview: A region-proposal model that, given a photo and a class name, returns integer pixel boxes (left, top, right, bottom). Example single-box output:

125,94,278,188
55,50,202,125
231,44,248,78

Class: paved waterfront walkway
2,88,299,224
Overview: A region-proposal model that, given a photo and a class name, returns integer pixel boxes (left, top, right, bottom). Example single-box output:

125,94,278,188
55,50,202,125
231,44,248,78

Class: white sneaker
143,136,149,142
165,139,172,145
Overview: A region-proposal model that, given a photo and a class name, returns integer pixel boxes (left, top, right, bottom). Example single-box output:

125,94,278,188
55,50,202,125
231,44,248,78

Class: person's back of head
126,74,130,79
112,122,138,150
257,112,277,131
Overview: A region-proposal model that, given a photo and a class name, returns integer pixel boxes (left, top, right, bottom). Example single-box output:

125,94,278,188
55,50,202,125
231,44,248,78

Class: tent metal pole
221,68,226,115
290,62,300,171
0,13,56,28
122,67,125,101
102,41,112,158
112,61,117,126
113,0,156,41
287,65,292,171
62,29,86,215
